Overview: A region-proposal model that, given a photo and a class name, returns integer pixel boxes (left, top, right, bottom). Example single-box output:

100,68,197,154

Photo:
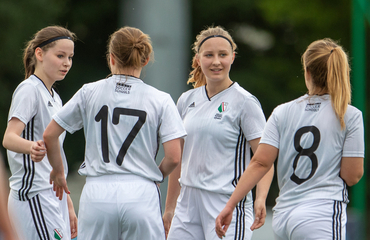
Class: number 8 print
290,126,320,185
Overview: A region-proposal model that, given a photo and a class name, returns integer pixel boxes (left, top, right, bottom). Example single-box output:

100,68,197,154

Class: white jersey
7,75,67,201
260,94,364,211
53,75,186,182
177,83,266,200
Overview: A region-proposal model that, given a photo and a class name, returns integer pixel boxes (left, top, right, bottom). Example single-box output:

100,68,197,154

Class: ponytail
327,47,351,129
302,38,351,129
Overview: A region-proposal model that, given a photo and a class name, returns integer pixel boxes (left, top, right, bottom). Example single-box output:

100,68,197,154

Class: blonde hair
302,38,351,129
107,27,153,71
23,26,76,79
188,26,237,88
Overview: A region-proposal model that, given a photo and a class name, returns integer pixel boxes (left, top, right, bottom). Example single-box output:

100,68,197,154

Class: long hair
302,38,351,129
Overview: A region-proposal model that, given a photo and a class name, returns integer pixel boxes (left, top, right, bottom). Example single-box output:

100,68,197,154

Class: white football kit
168,83,266,240
53,75,186,240
6,75,70,240
260,94,364,239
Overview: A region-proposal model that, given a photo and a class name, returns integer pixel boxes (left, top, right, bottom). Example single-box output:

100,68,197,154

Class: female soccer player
164,26,274,240
216,38,364,240
2,26,77,240
43,26,186,240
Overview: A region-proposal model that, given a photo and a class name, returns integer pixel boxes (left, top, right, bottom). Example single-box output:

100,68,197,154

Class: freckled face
197,37,235,84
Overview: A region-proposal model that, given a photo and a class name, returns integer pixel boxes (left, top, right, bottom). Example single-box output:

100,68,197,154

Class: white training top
7,75,67,201
53,75,186,182
260,94,364,211
177,83,266,203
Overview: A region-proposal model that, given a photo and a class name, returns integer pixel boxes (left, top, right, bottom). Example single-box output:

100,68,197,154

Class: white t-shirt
7,75,67,200
260,94,364,211
53,75,186,182
177,83,266,203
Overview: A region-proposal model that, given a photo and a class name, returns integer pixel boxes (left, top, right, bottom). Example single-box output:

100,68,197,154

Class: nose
64,58,72,67
212,56,220,65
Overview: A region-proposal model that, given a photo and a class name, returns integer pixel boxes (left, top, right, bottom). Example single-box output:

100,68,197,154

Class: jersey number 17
95,105,147,166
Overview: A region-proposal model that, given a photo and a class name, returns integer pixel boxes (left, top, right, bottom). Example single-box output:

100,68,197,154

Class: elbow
342,170,363,187
170,155,181,168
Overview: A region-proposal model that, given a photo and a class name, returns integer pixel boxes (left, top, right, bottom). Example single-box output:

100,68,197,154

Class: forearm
43,120,65,173
255,164,274,201
164,163,181,214
227,160,271,209
3,132,34,154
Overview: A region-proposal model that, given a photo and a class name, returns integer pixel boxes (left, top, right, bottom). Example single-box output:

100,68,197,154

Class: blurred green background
0,0,369,238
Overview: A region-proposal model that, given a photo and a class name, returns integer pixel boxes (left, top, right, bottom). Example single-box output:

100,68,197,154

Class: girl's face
35,39,74,83
197,37,235,85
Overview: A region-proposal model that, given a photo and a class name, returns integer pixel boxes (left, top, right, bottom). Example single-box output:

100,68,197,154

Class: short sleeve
53,87,85,134
240,96,266,141
260,107,280,149
342,109,364,157
159,95,187,143
8,83,38,124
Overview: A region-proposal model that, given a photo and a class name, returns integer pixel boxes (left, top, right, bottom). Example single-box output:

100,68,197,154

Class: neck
112,67,142,79
33,70,54,94
206,78,233,98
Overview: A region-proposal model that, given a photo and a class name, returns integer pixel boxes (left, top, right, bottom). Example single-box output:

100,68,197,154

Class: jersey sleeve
53,87,86,134
8,83,38,124
260,106,280,149
342,109,364,157
159,95,187,143
240,96,266,141
176,93,185,119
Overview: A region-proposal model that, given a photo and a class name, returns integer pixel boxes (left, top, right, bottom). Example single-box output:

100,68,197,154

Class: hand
162,211,174,238
49,169,69,200
30,140,46,162
69,207,78,238
251,198,266,231
215,205,234,238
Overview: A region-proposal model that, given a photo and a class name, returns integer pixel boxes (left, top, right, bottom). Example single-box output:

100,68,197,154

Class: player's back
57,75,185,181
265,94,364,211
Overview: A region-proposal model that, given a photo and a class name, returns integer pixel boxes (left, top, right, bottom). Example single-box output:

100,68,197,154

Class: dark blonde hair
302,38,351,129
188,26,237,88
106,27,153,72
23,26,76,79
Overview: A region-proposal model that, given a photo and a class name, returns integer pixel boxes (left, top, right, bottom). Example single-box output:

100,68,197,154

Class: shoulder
230,83,262,107
13,76,40,97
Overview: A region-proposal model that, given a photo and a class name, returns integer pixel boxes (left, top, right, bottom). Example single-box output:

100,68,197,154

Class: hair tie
330,48,335,54
36,36,72,49
198,35,233,53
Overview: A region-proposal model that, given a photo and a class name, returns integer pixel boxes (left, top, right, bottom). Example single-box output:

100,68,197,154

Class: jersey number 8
95,105,147,166
290,126,320,185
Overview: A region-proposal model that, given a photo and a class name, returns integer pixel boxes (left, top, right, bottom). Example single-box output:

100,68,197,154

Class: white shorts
168,185,254,240
78,174,165,240
272,200,347,240
8,188,71,240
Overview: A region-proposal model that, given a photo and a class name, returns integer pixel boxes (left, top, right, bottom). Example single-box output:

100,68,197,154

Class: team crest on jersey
115,82,131,94
214,102,228,120
305,103,321,112
218,102,228,113
53,228,63,240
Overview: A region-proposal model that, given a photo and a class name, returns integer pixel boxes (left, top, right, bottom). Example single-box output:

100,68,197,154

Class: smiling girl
164,26,274,240
2,26,77,240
